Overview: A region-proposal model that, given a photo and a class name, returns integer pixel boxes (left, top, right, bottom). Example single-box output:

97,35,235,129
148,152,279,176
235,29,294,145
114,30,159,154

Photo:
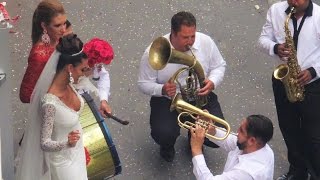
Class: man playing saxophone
138,11,226,162
258,0,320,179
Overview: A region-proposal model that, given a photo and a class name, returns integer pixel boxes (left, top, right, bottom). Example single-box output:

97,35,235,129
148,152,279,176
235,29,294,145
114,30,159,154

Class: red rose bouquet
83,38,114,68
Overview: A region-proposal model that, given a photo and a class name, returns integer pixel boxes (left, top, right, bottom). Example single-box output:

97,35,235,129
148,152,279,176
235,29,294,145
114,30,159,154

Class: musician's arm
258,5,278,56
313,16,320,79
207,38,226,89
97,66,110,102
97,66,112,114
207,129,238,152
138,48,164,96
40,103,69,152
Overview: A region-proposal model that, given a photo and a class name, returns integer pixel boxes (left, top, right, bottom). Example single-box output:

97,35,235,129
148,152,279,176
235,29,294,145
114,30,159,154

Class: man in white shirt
258,0,320,179
79,64,112,115
138,11,226,162
191,114,274,180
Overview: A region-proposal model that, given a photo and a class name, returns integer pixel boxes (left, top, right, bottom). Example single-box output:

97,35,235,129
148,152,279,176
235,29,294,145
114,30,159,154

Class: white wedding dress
40,84,87,180
15,51,88,180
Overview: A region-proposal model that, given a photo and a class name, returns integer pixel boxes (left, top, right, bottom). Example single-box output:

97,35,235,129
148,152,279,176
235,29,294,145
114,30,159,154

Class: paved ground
6,0,320,179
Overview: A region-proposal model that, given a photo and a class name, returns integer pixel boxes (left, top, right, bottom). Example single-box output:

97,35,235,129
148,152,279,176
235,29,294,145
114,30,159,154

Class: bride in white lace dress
16,34,90,180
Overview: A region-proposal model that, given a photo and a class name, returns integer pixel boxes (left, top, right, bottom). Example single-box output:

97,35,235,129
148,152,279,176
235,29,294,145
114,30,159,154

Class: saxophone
273,7,305,102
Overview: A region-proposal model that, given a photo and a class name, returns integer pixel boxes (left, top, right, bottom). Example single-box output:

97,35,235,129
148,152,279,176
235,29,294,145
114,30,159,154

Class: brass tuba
149,37,207,107
170,93,231,140
273,7,304,102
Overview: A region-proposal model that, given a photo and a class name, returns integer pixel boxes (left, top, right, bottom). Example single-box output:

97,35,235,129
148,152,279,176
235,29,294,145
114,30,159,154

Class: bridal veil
15,50,61,180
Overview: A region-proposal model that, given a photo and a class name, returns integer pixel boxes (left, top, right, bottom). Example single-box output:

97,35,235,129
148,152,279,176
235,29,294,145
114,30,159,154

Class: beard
236,141,246,150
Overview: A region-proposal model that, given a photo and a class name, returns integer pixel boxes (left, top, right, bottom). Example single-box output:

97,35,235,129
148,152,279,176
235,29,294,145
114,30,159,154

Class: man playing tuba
138,11,226,162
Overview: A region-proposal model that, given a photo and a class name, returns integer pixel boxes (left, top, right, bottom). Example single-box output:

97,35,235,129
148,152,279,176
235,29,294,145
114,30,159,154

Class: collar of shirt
192,35,201,50
285,0,313,16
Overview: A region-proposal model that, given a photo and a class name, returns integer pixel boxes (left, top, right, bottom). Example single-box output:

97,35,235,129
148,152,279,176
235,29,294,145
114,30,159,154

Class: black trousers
272,77,320,178
149,92,224,149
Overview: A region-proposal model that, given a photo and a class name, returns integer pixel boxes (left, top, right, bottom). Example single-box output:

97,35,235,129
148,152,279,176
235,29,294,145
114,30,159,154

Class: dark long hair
31,0,65,44
56,34,87,72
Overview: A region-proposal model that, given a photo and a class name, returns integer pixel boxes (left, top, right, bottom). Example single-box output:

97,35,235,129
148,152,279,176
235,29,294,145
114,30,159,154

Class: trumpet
170,93,231,140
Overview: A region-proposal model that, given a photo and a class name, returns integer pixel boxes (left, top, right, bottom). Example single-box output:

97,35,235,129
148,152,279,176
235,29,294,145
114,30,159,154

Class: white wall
0,30,14,180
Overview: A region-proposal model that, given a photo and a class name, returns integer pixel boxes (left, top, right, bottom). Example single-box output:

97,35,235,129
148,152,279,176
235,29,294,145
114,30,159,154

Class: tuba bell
170,93,231,140
149,36,207,107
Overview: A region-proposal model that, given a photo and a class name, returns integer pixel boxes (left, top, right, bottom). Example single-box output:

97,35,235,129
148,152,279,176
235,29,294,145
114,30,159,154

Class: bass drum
80,92,122,179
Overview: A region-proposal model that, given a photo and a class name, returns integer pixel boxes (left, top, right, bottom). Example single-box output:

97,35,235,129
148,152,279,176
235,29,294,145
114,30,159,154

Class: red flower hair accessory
83,38,114,67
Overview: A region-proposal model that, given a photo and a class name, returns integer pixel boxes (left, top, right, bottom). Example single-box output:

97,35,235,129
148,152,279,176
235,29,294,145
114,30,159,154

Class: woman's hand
68,130,80,147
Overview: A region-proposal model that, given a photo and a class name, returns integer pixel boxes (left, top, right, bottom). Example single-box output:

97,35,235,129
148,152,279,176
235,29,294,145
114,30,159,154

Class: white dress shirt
258,1,320,83
192,129,274,180
138,32,226,97
96,66,111,101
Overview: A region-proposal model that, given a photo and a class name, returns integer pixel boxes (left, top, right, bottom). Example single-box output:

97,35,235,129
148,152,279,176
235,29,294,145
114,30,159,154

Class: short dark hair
171,11,196,34
56,34,87,72
246,115,274,146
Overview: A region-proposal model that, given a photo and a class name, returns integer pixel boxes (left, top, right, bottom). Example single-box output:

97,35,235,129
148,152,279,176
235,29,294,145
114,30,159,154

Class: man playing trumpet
191,114,274,180
138,11,226,162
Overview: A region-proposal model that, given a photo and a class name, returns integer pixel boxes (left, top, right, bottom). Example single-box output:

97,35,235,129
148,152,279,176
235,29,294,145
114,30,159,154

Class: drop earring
69,72,74,84
41,29,50,45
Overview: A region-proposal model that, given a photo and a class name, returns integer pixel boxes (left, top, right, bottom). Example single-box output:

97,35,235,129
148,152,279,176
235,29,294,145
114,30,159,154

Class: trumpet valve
195,119,212,130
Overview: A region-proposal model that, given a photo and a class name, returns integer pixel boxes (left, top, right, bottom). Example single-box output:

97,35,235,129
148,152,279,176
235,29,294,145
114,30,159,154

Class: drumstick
104,112,129,125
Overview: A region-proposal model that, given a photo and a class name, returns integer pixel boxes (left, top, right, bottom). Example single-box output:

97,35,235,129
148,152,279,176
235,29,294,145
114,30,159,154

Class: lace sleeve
19,58,46,103
40,103,69,152
19,44,54,103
